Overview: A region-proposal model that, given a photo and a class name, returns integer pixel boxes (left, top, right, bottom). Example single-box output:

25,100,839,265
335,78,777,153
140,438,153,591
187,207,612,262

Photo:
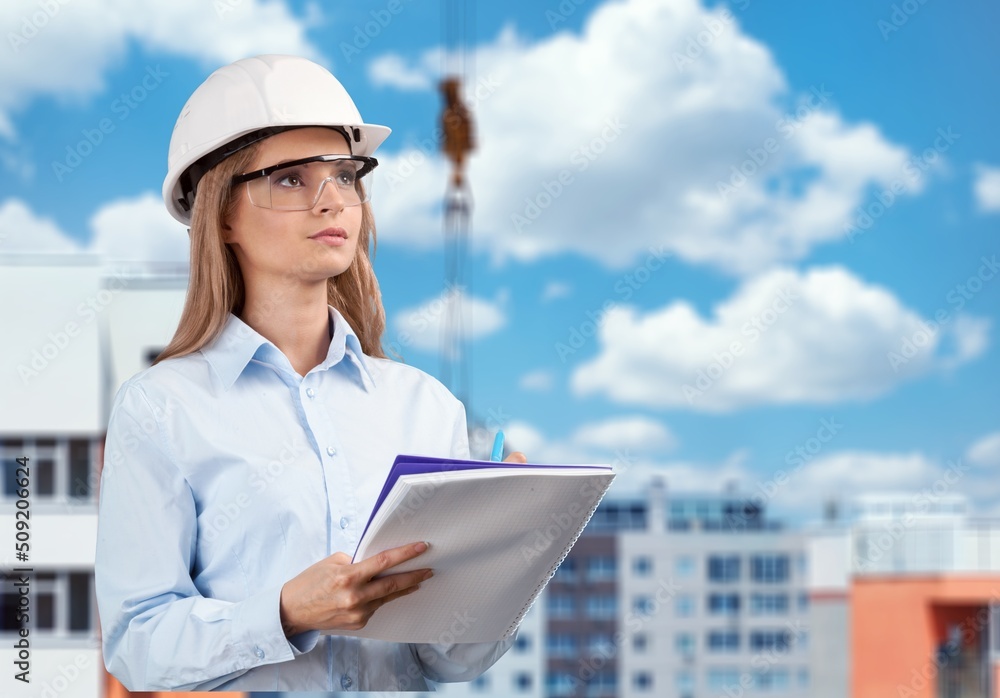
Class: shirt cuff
232,584,320,667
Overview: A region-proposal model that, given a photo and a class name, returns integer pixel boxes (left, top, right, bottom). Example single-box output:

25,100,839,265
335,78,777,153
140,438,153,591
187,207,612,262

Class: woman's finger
352,541,429,581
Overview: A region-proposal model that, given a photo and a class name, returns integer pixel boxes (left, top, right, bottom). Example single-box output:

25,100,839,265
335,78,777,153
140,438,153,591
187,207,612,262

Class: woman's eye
335,169,357,187
274,173,303,188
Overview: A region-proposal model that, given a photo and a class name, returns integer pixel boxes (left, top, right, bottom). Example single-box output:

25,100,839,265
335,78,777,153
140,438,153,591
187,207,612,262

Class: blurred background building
3,259,999,697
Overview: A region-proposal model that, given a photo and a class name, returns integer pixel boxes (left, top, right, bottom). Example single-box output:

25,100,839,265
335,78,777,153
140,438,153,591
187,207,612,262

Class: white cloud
501,422,1000,520
614,450,751,496
940,314,991,370
768,451,942,518
519,369,554,392
369,53,435,91
0,193,189,269
569,415,677,453
393,286,506,356
88,192,190,266
973,163,1000,213
0,198,80,253
967,432,1000,468
570,265,988,412
541,281,572,302
370,0,917,275
0,0,320,138
503,415,677,470
502,417,750,495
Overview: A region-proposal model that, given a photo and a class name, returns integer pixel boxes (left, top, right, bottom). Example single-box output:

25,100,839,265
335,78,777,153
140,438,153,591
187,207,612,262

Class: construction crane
439,0,475,412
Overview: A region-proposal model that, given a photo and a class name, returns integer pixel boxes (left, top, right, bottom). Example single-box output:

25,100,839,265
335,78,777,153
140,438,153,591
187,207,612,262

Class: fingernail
423,570,434,581
415,541,430,553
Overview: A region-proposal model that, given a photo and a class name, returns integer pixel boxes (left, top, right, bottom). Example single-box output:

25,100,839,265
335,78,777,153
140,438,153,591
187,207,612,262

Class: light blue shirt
95,306,514,691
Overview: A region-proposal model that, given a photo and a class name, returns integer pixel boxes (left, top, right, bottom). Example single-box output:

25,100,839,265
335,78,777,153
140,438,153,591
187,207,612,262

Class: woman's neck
240,280,331,377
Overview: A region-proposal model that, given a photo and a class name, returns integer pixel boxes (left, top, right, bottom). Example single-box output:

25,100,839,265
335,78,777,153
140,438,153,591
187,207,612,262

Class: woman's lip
310,228,348,246
310,227,347,239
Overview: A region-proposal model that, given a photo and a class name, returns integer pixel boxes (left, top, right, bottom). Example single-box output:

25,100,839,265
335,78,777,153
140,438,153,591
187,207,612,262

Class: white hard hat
162,54,391,225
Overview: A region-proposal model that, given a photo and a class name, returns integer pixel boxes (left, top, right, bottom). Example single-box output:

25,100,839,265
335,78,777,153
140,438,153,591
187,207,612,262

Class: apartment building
1,256,187,698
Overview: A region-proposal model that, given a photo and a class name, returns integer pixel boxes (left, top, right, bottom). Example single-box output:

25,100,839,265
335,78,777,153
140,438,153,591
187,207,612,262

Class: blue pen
490,430,505,462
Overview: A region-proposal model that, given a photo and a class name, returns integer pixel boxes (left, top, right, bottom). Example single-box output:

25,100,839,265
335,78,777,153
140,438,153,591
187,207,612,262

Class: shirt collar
200,305,377,391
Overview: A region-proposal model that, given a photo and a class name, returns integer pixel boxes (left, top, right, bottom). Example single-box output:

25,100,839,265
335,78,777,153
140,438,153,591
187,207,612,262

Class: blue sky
2,0,998,523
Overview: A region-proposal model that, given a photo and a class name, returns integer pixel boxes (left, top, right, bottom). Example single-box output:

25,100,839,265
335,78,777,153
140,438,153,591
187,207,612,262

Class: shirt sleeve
95,383,318,690
406,392,517,683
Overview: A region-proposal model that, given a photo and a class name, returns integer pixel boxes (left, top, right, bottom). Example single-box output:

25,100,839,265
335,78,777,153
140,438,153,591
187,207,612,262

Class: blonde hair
155,141,387,364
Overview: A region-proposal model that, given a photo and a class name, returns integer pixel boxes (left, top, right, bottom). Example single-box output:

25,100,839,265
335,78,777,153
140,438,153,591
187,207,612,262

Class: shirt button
340,517,349,529
341,673,353,689
306,388,316,398
326,446,337,456
254,646,265,659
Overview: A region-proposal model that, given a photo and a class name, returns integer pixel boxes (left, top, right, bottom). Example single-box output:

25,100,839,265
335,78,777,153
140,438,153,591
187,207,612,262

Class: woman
95,54,522,692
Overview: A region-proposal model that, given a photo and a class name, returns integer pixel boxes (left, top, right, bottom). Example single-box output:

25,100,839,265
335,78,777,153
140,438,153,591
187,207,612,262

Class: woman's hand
279,541,433,636
504,451,527,464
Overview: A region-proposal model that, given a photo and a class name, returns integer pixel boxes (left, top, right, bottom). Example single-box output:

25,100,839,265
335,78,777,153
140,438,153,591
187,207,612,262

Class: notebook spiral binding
502,476,616,638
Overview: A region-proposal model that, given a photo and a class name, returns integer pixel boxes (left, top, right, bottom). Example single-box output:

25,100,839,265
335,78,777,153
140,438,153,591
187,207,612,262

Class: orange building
850,500,1000,698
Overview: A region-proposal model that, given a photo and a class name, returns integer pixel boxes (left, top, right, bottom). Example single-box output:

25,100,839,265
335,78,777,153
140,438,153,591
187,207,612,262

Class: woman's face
226,126,364,289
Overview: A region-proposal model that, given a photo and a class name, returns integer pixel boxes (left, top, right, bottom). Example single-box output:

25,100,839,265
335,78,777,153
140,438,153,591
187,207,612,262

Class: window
633,632,648,652
586,671,616,695
633,671,653,691
750,593,789,615
587,633,615,657
675,555,695,577
471,674,489,691
68,439,92,499
547,594,575,619
797,667,810,688
707,668,741,693
633,595,655,616
750,630,791,652
795,630,809,651
754,667,789,690
586,594,616,619
633,555,653,576
751,554,789,583
675,632,695,655
587,556,616,581
798,592,809,611
708,593,740,616
588,633,615,656
589,501,647,531
547,633,578,658
675,594,695,617
554,557,577,582
676,670,695,695
0,570,91,635
708,555,741,582
1,438,96,503
546,672,575,696
514,632,532,653
707,630,740,652
514,672,533,692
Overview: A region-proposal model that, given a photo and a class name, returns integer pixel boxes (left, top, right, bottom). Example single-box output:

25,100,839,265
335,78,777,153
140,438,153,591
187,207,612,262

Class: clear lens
246,158,373,210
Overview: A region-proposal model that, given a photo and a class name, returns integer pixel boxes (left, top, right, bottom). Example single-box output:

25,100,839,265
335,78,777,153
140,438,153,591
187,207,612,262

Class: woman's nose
313,177,348,211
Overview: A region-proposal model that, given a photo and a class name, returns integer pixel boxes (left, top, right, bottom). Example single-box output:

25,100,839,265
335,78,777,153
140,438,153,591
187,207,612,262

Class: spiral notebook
328,454,615,643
